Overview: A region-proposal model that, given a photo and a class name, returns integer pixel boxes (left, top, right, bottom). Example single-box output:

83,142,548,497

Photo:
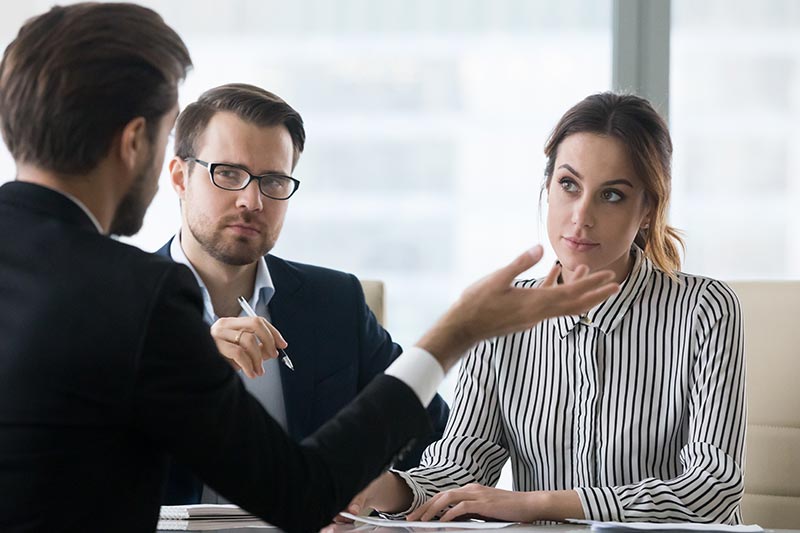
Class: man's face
174,111,294,266
110,105,178,236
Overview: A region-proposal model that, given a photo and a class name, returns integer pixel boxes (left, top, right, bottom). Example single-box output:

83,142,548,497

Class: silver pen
237,295,295,371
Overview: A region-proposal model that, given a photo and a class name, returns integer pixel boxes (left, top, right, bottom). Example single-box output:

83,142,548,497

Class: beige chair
359,279,385,326
728,281,800,528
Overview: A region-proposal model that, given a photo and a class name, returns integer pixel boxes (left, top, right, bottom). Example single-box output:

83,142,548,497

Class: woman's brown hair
544,92,684,274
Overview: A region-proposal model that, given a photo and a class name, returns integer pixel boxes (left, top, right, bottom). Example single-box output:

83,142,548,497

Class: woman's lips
563,236,599,252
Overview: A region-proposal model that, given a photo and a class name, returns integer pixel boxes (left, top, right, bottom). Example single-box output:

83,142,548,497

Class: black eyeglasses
185,157,300,200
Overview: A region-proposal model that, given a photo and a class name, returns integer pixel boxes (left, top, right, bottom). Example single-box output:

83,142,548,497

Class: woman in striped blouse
343,93,745,524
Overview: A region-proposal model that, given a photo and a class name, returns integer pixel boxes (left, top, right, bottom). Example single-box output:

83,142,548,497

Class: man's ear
168,156,188,199
118,116,148,172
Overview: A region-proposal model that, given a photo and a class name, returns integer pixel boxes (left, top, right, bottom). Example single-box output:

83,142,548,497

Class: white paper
160,504,255,520
567,520,763,533
340,512,518,529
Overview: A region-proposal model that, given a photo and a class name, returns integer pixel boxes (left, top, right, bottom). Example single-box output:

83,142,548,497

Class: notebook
157,505,273,530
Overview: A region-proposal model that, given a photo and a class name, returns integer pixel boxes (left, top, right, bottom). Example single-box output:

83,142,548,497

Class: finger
571,263,589,280
439,501,477,523
217,340,259,378
260,318,288,349
239,332,267,374
419,492,457,522
406,497,436,522
556,271,619,314
488,245,544,288
571,282,620,312
564,269,616,295
542,262,561,288
332,514,353,524
249,319,278,361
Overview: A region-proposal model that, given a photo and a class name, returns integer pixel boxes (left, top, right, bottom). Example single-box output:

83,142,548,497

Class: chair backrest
727,281,800,528
359,279,385,326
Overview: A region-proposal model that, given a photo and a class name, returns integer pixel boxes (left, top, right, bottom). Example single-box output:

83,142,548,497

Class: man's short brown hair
175,83,306,169
0,3,192,175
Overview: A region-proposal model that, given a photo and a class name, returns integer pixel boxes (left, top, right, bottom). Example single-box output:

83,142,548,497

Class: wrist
524,490,583,522
416,308,475,372
371,472,414,514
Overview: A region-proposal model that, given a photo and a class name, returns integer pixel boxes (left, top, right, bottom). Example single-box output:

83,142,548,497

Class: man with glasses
157,84,450,504
0,4,618,530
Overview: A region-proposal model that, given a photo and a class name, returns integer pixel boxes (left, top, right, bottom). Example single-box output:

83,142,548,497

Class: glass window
0,1,612,406
671,0,800,280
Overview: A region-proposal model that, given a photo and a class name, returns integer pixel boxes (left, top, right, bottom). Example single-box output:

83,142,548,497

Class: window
0,1,612,406
671,0,800,279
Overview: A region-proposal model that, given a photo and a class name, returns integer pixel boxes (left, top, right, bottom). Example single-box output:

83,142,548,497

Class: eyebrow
558,164,635,188
218,161,289,176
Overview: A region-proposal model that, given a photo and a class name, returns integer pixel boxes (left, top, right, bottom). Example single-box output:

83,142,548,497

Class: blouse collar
552,246,654,339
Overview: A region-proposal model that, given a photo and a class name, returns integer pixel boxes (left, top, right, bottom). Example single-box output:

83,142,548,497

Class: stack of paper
157,504,273,531
339,512,518,529
567,520,763,533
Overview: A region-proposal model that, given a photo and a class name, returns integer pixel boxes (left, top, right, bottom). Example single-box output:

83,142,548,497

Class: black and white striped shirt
396,247,746,523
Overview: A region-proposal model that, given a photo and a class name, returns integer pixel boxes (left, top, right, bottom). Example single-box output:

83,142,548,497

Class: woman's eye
602,189,624,203
558,178,578,193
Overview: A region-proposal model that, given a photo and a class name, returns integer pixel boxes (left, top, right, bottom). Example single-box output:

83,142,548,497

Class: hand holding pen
237,296,295,371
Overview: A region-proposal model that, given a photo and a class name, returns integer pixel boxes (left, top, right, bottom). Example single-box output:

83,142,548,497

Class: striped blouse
396,246,746,523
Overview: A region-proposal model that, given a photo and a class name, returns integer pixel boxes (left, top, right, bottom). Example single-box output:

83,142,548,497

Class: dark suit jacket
0,181,432,533
156,239,449,503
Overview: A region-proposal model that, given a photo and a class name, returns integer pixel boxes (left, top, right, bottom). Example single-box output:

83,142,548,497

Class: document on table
339,512,518,529
157,504,274,530
567,520,763,533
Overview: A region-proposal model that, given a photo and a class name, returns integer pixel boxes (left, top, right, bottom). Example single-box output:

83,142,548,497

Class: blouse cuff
576,486,624,521
378,469,430,519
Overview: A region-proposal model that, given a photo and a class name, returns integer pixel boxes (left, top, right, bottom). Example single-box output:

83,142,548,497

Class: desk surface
157,524,799,533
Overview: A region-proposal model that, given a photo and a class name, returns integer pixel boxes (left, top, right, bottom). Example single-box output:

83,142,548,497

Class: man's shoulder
267,254,359,287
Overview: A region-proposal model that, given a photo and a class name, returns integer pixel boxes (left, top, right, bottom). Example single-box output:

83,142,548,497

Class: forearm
369,472,415,514
527,490,584,522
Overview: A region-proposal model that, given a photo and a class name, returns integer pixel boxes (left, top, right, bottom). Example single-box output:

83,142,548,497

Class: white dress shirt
394,247,746,524
169,233,288,429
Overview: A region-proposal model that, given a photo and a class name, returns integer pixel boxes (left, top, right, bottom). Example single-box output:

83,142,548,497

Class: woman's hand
209,316,287,378
406,484,584,523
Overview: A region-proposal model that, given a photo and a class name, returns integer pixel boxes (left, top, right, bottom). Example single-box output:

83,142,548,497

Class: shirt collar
552,246,653,339
53,189,105,234
170,231,275,323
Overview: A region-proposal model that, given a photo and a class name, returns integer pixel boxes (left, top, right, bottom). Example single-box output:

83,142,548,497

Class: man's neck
180,231,258,318
16,162,120,234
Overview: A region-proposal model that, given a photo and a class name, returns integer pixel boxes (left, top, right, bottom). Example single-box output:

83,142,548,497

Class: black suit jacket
0,181,432,533
156,240,449,503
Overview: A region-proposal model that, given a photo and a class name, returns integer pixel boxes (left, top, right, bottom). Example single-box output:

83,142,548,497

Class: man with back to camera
0,3,619,531
157,83,450,504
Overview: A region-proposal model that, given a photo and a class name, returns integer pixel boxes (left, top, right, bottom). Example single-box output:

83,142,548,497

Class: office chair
728,281,800,528
359,279,385,326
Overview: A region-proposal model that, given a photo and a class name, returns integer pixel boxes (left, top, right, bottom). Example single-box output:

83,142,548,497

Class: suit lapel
266,255,312,441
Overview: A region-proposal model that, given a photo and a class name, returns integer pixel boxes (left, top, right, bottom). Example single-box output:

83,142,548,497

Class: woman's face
547,132,650,284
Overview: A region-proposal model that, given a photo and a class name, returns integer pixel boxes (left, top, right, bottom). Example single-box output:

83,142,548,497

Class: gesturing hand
417,244,619,371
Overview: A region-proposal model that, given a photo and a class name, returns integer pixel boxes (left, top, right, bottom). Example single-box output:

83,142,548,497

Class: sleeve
128,265,433,533
388,338,510,516
349,273,450,470
576,280,746,524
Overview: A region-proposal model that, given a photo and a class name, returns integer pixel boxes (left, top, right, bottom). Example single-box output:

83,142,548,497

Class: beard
109,164,158,237
187,210,279,266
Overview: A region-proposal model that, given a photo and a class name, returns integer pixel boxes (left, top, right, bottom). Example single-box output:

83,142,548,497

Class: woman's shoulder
651,268,742,315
